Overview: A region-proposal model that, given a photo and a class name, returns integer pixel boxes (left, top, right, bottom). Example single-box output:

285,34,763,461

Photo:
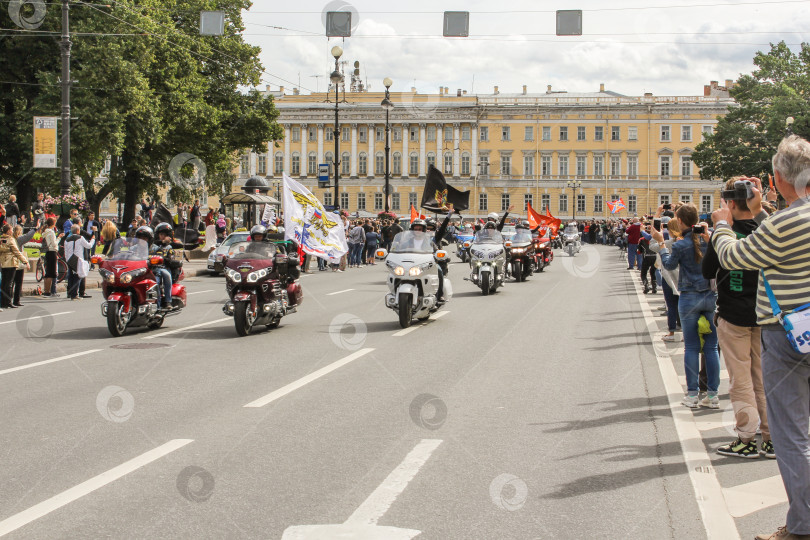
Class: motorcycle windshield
473,230,504,244
108,238,149,260
390,231,433,254
227,241,277,260
512,230,533,244
564,224,578,235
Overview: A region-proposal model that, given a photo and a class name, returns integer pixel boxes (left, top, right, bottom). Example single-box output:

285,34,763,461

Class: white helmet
487,212,499,221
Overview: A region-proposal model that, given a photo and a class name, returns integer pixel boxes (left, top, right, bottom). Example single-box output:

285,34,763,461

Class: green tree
693,41,810,181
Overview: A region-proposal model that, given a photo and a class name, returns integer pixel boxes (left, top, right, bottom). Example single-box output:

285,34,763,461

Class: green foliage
693,41,810,180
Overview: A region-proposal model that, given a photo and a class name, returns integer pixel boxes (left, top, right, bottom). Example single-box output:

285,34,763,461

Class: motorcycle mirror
149,256,164,266
375,249,388,259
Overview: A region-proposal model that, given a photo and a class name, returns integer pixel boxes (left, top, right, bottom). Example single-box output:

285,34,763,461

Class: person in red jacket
625,217,643,270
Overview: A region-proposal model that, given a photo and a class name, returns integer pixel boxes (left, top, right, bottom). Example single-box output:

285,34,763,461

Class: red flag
543,207,562,236
410,205,426,223
527,203,552,229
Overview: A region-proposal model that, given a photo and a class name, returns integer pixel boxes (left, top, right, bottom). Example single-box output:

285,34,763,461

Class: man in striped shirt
711,135,810,540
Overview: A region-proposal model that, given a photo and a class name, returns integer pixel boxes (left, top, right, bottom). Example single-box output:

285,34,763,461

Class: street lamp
786,116,795,135
381,77,394,213
330,45,343,211
566,180,582,220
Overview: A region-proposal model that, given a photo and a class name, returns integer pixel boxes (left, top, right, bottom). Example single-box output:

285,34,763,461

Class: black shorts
44,251,57,278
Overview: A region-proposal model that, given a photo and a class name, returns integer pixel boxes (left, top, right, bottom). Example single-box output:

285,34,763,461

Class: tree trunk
17,176,33,217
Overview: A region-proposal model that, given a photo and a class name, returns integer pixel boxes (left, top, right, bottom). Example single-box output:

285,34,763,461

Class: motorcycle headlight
246,268,269,283
121,268,146,283
394,266,405,276
408,263,430,277
99,269,114,283
489,250,501,259
226,268,242,283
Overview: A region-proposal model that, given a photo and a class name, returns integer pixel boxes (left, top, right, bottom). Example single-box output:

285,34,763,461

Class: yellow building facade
235,86,732,220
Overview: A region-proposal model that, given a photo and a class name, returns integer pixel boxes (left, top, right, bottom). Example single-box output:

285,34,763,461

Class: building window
681,125,692,142
541,156,551,177
681,156,692,177
391,192,401,210
660,156,671,177
501,193,510,211
480,156,489,176
323,192,332,206
427,126,436,141
542,126,551,141
376,127,384,142
342,126,350,142
702,125,714,140
577,194,586,213
308,152,317,176
501,126,510,141
480,126,488,141
627,156,638,178
357,192,366,210
660,125,671,142
444,152,453,174
628,195,637,213
628,126,638,141
258,154,267,175
701,195,713,213
524,126,533,141
559,126,568,141
559,194,568,213
410,125,419,142
393,127,402,142
501,155,511,176
374,192,383,211
479,193,488,211
444,126,453,141
524,155,534,177
594,195,603,214
325,129,334,142
358,152,368,176
340,192,349,210
610,155,621,177
240,154,249,175
341,152,350,175
660,194,671,207
680,194,692,204
375,152,384,175
427,152,436,169
462,126,471,141
577,126,586,141
541,194,550,212
409,152,418,176
393,152,402,175
559,156,569,178
576,156,586,177
462,153,471,175
308,126,316,142
593,155,604,177
594,126,604,141
291,153,300,175
292,126,301,142
611,126,620,141
524,193,533,211
409,192,418,209
359,126,367,143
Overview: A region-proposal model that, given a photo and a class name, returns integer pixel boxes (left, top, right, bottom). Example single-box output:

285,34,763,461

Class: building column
300,123,308,178
368,124,375,178
436,123,443,173
401,123,409,178
283,124,291,174
472,124,479,177
419,123,427,178
350,124,358,179
453,123,461,179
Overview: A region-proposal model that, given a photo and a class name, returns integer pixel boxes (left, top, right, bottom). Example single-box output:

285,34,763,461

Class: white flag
261,204,276,225
282,173,348,260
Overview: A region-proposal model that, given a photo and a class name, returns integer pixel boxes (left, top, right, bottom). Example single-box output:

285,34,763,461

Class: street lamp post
330,46,343,211
381,78,394,213
567,180,581,220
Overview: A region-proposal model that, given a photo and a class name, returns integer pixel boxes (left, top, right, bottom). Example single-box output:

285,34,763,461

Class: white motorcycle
467,229,507,295
376,231,452,329
562,223,582,257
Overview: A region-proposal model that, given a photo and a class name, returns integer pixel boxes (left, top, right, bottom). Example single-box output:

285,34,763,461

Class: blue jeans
627,243,642,268
678,290,720,393
661,280,680,332
154,268,172,308
349,243,364,265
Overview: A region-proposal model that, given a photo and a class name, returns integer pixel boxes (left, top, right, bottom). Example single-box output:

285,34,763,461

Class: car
207,232,250,275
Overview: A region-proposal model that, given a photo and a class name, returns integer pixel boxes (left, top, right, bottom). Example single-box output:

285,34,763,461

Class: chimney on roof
293,88,299,95
704,85,711,97
494,85,499,94
547,84,552,93
463,90,467,95
457,89,462,97
725,79,733,88
600,83,605,92
644,92,653,98
279,86,285,94
266,85,271,91
411,87,417,93
522,85,527,95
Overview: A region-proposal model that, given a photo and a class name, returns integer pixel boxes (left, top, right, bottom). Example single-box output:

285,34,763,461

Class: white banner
282,173,348,260
261,204,276,225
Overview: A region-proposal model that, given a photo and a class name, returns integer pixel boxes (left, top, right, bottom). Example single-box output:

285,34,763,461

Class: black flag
150,202,174,228
420,165,470,213
173,226,200,250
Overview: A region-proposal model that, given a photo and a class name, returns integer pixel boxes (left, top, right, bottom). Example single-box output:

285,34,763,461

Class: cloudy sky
241,0,808,97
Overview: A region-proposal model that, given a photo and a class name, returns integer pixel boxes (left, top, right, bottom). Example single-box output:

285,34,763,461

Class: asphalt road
0,245,787,539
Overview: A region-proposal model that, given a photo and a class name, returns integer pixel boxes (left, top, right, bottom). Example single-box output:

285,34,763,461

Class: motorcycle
93,238,187,337
456,233,474,263
376,231,451,329
532,233,554,272
504,229,536,282
222,241,303,336
562,224,582,257
467,229,506,295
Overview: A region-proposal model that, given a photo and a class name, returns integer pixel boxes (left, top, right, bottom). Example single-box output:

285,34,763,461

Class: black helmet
425,218,437,230
250,224,267,241
410,219,426,232
484,221,497,230
516,220,531,230
154,222,173,238
134,226,154,244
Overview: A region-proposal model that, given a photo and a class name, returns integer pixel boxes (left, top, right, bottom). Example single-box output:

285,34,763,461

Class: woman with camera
652,204,721,409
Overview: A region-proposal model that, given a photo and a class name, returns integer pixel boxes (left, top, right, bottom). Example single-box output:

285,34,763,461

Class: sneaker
761,440,776,459
681,394,700,408
717,438,760,459
700,394,720,409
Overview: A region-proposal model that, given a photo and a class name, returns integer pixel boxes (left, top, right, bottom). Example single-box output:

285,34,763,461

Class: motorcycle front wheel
234,301,255,337
107,301,129,337
513,261,523,282
481,271,491,296
398,293,412,328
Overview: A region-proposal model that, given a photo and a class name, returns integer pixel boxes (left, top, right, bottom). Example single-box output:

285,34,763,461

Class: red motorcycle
222,241,302,336
92,238,187,336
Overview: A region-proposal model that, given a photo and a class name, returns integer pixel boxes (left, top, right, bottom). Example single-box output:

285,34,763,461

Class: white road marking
346,439,443,526
0,350,101,377
143,317,231,340
326,289,354,296
632,276,741,540
0,439,193,537
723,475,788,517
185,290,214,295
392,311,450,337
244,348,375,408
0,311,73,326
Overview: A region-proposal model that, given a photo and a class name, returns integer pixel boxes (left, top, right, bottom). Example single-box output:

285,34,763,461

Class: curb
21,267,210,297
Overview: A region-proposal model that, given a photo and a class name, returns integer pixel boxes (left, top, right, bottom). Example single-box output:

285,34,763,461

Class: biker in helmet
150,223,179,310
132,226,153,257
484,206,514,232
410,219,427,233
250,224,267,242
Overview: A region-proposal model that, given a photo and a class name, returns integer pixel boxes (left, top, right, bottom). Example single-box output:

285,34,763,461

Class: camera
693,225,705,234
663,203,671,210
721,179,755,201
